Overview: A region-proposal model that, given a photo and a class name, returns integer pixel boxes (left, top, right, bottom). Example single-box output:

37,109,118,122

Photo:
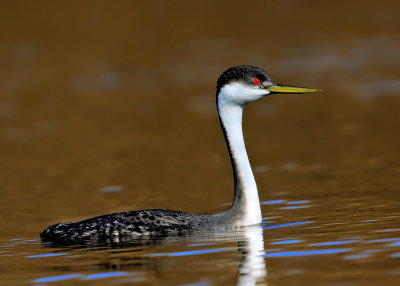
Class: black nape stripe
216,65,272,95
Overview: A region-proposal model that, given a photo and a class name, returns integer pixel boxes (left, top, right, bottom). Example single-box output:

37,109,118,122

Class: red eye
253,78,260,85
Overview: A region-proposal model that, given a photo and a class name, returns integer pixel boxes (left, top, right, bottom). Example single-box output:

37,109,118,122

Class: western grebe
40,65,319,244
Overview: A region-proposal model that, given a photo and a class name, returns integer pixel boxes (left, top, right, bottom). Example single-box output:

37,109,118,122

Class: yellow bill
267,85,320,94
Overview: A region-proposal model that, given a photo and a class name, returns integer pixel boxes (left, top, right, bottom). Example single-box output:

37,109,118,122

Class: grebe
40,65,319,244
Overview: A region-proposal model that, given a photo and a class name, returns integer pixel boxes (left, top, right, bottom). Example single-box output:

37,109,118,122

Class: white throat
217,85,263,226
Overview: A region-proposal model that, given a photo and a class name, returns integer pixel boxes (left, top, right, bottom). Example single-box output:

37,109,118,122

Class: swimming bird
40,65,319,244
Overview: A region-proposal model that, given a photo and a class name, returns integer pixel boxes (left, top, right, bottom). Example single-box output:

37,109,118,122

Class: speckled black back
40,209,216,245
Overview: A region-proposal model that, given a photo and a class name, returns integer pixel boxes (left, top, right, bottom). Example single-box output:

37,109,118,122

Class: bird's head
217,65,320,107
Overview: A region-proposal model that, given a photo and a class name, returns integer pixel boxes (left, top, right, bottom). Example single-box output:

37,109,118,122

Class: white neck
217,88,262,226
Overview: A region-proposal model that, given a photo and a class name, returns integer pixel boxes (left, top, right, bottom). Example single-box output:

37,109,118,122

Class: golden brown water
1,1,400,285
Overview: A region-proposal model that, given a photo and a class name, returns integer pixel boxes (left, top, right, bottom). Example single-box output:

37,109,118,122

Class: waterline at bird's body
40,65,319,244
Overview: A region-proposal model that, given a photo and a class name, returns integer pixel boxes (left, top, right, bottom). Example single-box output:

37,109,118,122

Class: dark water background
0,1,399,285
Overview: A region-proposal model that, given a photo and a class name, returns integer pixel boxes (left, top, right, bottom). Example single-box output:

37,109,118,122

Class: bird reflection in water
236,225,267,286
41,225,267,285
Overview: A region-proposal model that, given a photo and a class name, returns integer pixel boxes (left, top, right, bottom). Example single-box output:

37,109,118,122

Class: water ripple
264,248,351,258
263,221,312,229
308,240,359,247
33,274,82,283
271,239,303,245
262,200,285,205
82,272,128,280
27,253,67,258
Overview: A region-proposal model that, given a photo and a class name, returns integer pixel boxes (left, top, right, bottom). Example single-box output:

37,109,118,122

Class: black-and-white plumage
41,210,212,244
41,65,318,244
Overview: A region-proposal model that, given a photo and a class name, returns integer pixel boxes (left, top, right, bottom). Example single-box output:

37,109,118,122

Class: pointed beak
266,84,321,94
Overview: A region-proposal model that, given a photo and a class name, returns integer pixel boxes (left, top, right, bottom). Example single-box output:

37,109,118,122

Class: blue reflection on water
148,248,230,257
281,206,309,210
392,253,400,258
33,274,81,283
262,200,285,205
188,243,216,247
388,241,400,247
271,240,303,245
170,249,229,257
263,221,311,229
27,253,66,258
264,248,351,257
366,238,400,243
33,272,130,283
308,240,359,246
287,200,310,205
82,272,128,280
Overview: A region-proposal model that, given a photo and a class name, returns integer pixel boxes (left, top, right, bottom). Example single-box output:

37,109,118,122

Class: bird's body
41,210,212,244
41,65,318,244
